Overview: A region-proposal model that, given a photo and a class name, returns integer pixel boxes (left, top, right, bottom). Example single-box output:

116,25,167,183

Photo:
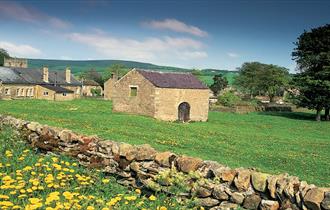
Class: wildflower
135,189,141,194
124,196,137,201
63,191,74,200
149,195,157,201
0,195,9,199
86,206,94,210
102,179,110,184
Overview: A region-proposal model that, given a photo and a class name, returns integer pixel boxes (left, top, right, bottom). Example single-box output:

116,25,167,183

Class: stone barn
111,69,209,122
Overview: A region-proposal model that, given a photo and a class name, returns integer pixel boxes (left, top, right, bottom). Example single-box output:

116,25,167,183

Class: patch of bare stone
0,115,329,210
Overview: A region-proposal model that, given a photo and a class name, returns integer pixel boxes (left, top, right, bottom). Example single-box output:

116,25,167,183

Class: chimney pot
42,66,49,83
65,67,71,83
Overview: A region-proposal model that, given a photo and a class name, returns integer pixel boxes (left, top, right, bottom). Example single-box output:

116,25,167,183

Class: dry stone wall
0,115,329,210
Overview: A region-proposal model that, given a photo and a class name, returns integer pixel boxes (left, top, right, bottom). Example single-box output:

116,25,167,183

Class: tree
191,69,202,76
0,48,10,66
209,74,228,96
292,24,330,121
103,64,126,81
234,62,289,102
81,69,104,87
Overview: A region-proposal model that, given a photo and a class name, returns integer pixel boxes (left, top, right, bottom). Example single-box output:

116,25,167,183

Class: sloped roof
136,69,208,89
0,67,81,86
82,79,100,86
40,85,74,93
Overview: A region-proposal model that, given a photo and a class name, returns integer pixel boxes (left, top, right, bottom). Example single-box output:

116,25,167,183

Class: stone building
0,66,81,101
104,73,118,100
108,69,209,122
81,80,103,96
3,58,28,68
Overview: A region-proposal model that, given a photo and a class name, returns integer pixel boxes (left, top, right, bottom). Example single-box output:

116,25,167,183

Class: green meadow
0,99,329,186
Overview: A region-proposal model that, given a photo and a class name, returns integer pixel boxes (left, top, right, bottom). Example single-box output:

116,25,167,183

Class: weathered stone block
251,172,269,192
230,192,245,204
154,151,176,167
243,194,261,209
213,185,229,201
234,169,251,191
321,191,330,210
304,188,325,210
135,144,157,161
260,200,279,210
196,197,220,207
175,156,202,173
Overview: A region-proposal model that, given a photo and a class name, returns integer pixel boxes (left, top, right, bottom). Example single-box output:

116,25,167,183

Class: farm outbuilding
108,69,209,122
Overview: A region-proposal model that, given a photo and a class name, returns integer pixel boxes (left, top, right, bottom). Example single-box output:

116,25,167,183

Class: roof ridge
136,69,192,75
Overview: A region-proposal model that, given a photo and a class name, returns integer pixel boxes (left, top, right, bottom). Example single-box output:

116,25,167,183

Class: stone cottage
0,61,81,101
81,79,103,96
108,69,209,122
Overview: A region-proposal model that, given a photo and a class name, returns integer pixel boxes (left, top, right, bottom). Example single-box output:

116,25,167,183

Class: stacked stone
0,115,329,210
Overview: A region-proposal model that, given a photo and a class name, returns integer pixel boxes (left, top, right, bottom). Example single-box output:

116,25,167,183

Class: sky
0,0,329,71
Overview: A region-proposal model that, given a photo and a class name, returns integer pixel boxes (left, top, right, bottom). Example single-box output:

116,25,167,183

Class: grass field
0,126,181,209
0,99,329,186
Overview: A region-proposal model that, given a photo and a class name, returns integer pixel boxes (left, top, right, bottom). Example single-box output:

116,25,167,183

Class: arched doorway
178,102,190,122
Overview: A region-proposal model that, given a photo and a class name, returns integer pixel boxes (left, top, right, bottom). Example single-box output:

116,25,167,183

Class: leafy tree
103,64,127,81
217,91,241,107
91,88,102,96
81,69,104,87
292,24,330,121
234,62,289,102
209,74,228,96
191,69,202,76
0,48,10,66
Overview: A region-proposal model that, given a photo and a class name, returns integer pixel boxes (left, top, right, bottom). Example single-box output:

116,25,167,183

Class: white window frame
43,91,49,96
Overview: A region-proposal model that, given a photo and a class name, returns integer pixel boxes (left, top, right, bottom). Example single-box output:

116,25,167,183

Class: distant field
0,99,328,186
197,72,237,86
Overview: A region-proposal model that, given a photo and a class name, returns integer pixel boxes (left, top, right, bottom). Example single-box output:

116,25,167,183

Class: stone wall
104,78,116,100
154,88,209,122
112,70,156,117
0,115,329,210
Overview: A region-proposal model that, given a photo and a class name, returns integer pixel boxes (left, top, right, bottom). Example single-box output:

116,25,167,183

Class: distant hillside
28,59,237,85
28,59,191,73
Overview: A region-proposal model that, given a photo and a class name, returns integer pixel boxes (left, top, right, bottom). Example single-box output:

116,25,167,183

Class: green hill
28,59,238,85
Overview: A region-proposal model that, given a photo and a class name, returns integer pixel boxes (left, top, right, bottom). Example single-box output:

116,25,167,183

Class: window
20,88,24,96
30,89,34,96
43,91,49,96
62,93,67,96
130,86,137,96
16,89,20,96
5,88,10,95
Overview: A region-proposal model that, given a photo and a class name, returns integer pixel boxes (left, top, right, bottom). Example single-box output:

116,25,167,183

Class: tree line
209,24,329,121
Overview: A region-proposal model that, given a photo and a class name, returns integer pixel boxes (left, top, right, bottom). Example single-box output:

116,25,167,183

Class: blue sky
0,0,329,71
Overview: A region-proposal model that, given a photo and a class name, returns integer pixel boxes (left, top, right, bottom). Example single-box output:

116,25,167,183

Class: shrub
217,91,241,107
91,88,101,96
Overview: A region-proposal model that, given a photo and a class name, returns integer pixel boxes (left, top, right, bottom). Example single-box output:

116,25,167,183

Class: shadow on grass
257,111,316,121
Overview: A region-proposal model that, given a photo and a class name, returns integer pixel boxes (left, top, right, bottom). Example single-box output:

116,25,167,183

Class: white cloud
0,1,70,29
227,52,239,58
143,19,208,37
67,32,208,64
0,41,42,58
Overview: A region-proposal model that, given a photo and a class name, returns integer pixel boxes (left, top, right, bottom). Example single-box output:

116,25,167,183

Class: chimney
42,66,49,83
65,67,71,83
